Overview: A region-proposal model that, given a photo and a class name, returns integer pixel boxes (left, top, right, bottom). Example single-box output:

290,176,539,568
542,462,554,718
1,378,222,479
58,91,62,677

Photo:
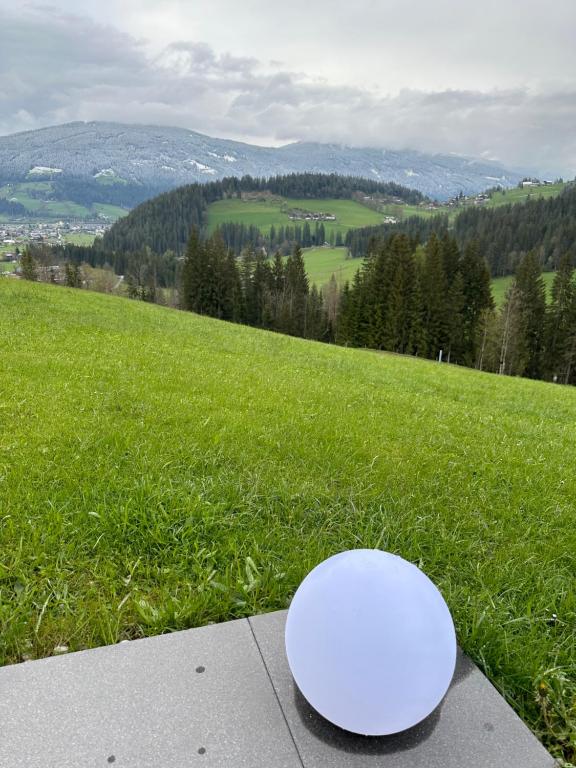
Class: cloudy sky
1,1,575,175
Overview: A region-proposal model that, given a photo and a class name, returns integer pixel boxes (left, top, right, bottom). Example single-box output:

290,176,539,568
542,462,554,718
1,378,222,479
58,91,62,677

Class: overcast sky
1,1,575,175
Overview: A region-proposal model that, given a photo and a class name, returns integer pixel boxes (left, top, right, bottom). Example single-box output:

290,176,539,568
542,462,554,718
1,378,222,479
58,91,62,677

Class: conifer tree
181,229,205,312
64,262,82,288
421,233,449,359
545,254,576,382
498,282,526,375
306,285,325,339
284,246,309,336
514,251,546,378
250,251,272,327
445,271,465,363
440,233,460,284
20,249,38,281
336,280,354,344
460,241,494,365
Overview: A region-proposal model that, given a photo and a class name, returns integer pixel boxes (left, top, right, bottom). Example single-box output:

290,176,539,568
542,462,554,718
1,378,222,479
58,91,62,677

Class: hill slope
0,121,524,203
1,281,574,761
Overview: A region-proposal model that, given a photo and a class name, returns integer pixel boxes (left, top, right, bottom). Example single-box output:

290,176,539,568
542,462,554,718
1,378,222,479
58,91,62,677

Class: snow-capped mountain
0,121,524,200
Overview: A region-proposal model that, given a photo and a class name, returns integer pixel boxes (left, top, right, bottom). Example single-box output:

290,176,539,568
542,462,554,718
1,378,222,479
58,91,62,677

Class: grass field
207,184,570,240
485,182,567,208
207,197,384,238
62,232,98,246
0,261,15,273
1,281,575,762
93,203,128,221
380,202,442,221
492,272,556,307
0,182,127,221
301,247,362,286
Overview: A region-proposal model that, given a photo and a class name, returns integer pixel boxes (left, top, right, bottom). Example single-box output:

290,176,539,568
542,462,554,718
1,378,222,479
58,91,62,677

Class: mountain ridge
0,121,525,200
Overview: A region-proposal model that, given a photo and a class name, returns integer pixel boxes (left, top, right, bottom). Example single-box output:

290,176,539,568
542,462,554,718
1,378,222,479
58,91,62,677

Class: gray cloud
1,6,575,176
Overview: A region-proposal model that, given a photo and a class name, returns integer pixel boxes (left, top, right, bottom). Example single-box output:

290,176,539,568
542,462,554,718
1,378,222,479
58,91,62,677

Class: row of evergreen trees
180,231,329,339
178,228,576,385
347,183,576,276
338,233,493,366
217,220,346,255
23,226,576,386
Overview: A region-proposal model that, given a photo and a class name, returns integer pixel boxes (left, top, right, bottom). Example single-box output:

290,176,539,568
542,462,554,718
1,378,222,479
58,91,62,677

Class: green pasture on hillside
93,203,128,221
62,233,98,246
206,196,384,238
0,182,127,221
301,247,362,286
486,182,567,208
492,272,556,307
0,281,574,762
380,202,441,220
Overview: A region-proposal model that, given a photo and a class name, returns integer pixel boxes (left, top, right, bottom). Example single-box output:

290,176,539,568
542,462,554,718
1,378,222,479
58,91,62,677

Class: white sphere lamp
285,549,456,735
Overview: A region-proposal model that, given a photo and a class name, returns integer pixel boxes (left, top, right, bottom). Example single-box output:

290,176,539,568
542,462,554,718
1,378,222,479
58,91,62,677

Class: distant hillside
346,182,576,275
0,121,525,208
100,173,425,255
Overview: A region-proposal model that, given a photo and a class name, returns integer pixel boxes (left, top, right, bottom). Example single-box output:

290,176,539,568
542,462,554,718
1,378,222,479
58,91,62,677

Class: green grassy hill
491,271,556,306
301,247,361,285
0,181,130,221
485,182,566,208
207,196,384,237
206,182,571,238
1,281,574,762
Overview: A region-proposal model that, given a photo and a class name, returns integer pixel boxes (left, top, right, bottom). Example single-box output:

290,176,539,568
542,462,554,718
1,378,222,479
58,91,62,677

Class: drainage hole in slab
196,666,205,673
107,757,116,764
198,747,206,755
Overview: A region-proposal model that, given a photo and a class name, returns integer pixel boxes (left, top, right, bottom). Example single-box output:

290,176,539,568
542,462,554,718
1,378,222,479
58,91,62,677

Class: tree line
101,173,425,255
21,226,576,385
180,230,330,340
216,220,345,255
348,183,576,276
162,227,576,385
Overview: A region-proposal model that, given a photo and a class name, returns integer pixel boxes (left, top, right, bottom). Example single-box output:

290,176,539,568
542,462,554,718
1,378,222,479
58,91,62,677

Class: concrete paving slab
249,610,556,768
0,617,302,768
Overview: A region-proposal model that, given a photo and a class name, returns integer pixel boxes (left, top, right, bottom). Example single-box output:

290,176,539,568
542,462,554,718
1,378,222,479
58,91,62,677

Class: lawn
492,272,556,307
0,281,574,762
301,247,362,286
207,196,384,238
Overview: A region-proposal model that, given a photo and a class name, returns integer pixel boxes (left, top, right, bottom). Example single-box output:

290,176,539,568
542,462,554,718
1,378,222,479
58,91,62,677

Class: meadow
0,182,127,221
491,271,556,307
301,247,361,285
485,182,567,208
206,183,570,242
206,196,384,237
0,280,574,762
62,232,99,246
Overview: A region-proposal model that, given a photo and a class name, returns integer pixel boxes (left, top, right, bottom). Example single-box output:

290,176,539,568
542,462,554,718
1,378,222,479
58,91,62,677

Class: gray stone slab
249,610,556,768
0,617,302,768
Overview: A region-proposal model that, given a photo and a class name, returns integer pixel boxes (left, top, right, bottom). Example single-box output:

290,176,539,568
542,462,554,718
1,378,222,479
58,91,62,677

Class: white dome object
285,549,456,736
